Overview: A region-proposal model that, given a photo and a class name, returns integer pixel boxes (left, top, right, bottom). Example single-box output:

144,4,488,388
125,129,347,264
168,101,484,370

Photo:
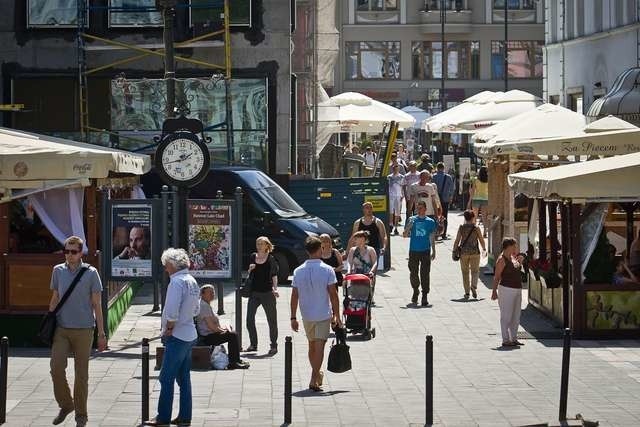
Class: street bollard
558,328,571,421
284,336,292,424
216,282,225,315
141,338,150,423
0,337,8,424
425,335,433,426
235,287,243,349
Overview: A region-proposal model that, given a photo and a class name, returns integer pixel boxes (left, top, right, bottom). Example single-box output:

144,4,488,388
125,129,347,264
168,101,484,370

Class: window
191,0,252,27
109,0,162,27
424,0,466,10
356,0,397,11
346,42,400,80
412,41,479,80
493,0,535,9
491,41,543,79
27,0,84,27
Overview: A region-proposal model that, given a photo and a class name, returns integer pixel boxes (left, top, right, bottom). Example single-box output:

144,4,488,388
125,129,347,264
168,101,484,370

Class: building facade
544,0,640,113
335,0,545,113
0,0,293,177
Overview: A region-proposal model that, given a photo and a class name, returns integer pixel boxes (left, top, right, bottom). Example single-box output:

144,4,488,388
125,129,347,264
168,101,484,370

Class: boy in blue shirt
403,200,437,306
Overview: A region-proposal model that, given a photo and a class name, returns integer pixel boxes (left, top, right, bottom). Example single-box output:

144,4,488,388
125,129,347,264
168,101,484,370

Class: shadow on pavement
292,389,349,398
450,297,486,303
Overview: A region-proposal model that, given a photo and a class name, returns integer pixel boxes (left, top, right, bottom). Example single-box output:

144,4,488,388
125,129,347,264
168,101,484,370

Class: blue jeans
157,335,196,422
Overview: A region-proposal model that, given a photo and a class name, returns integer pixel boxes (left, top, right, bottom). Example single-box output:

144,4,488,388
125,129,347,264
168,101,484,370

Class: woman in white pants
491,238,524,347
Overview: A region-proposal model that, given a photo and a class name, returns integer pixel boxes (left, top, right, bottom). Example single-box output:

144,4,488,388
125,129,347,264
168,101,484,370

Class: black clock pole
175,186,189,250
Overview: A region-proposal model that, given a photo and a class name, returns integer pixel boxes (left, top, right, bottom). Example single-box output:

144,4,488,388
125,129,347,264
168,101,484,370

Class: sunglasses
63,249,80,255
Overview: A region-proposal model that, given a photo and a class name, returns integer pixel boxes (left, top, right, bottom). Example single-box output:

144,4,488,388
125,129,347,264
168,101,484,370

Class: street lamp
504,0,508,91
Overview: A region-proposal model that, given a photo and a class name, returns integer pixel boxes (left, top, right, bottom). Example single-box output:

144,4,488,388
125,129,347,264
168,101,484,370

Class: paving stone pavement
5,212,640,426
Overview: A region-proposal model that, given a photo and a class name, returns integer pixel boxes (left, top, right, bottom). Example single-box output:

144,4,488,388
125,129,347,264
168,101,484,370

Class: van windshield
256,186,307,218
235,170,307,218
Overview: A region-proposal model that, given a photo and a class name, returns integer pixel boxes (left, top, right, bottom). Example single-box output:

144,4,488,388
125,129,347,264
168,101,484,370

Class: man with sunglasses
48,236,106,427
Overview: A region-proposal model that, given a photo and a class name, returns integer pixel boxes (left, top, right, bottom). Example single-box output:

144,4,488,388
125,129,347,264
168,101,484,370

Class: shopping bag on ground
211,345,229,370
327,327,351,373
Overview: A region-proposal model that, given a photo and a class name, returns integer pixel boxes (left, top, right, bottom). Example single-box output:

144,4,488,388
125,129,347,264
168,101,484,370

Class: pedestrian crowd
43,162,526,425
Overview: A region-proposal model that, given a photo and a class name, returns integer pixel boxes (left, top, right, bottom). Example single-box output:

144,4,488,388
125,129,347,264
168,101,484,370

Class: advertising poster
187,201,232,278
442,154,455,175
458,157,471,195
111,204,153,278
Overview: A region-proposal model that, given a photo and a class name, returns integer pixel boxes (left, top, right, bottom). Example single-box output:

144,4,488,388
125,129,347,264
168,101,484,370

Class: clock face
160,137,206,182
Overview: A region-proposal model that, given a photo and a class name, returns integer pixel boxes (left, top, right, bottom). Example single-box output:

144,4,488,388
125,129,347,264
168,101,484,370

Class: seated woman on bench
196,285,249,370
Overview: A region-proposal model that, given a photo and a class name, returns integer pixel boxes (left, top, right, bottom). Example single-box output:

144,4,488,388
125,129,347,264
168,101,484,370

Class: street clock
156,131,210,188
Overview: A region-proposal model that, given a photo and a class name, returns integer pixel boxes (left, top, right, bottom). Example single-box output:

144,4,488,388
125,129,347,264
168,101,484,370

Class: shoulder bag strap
459,227,475,249
52,266,89,314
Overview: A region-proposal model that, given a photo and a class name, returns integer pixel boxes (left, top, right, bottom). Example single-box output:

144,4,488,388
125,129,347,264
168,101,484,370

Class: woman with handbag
453,210,486,299
244,236,279,355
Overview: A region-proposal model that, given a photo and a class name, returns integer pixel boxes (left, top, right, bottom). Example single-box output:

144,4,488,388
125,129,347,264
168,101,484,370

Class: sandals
308,383,323,392
318,371,324,387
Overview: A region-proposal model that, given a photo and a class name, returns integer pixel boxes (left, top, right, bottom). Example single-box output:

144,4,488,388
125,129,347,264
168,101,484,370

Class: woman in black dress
320,233,343,288
244,236,279,355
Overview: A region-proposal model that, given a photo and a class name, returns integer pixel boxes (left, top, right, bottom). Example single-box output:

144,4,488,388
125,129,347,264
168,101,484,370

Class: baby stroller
342,273,376,340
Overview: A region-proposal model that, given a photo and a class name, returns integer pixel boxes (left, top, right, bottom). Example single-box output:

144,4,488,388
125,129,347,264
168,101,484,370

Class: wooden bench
155,345,212,370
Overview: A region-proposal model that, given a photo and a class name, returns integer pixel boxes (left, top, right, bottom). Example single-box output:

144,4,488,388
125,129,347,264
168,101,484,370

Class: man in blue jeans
403,201,437,306
146,248,200,427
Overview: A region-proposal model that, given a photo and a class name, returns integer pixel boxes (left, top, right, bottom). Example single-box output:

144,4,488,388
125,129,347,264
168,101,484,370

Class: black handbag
37,266,88,346
240,253,256,298
327,327,351,373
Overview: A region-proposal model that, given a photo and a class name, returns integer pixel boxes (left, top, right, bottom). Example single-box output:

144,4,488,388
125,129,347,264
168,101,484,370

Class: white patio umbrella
472,103,587,157
476,114,640,157
422,90,497,132
401,106,430,127
317,92,416,132
447,90,543,133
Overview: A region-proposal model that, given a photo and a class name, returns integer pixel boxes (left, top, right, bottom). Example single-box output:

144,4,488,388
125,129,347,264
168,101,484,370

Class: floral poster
187,201,232,278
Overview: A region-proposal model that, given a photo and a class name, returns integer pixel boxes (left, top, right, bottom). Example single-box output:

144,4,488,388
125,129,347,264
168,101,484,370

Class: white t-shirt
196,299,216,336
387,173,404,198
410,182,441,216
292,259,337,321
364,151,376,167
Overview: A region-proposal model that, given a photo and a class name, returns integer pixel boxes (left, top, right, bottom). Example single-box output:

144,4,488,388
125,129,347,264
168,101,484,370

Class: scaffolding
76,0,233,156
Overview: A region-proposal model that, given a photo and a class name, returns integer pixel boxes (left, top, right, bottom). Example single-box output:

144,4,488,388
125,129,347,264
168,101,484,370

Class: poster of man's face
114,225,150,260
111,204,153,278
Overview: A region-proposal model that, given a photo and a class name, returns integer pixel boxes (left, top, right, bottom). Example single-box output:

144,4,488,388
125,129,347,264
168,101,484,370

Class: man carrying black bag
47,236,106,427
290,236,342,392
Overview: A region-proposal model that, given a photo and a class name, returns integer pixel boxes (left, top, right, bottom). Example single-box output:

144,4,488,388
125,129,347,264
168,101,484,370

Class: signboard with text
107,200,159,280
187,200,232,279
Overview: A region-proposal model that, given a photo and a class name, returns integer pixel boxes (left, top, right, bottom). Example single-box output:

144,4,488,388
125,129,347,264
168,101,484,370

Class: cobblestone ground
5,212,640,426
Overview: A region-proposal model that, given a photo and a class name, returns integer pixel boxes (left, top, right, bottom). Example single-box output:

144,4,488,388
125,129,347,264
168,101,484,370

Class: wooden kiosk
509,153,640,338
0,128,150,345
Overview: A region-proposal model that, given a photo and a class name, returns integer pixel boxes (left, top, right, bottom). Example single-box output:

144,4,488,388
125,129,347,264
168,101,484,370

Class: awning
587,67,640,125
477,116,640,158
508,152,640,201
0,127,151,183
473,104,587,157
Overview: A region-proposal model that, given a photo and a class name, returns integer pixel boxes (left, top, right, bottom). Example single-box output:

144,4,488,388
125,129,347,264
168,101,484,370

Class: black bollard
142,338,150,422
284,336,292,424
558,328,571,421
425,335,433,426
0,337,8,424
216,282,225,315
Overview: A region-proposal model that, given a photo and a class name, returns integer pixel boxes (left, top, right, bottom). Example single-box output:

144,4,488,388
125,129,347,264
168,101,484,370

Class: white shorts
390,195,403,215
